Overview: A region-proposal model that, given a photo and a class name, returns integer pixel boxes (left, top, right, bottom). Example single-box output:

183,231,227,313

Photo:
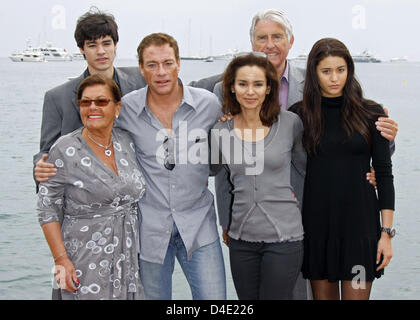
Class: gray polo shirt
211,110,306,242
116,81,223,264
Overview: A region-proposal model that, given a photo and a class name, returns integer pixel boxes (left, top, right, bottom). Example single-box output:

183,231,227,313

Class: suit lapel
71,73,85,116
116,67,135,96
287,63,305,109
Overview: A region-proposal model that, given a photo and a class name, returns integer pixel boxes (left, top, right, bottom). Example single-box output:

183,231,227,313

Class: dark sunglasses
78,99,115,107
163,136,175,171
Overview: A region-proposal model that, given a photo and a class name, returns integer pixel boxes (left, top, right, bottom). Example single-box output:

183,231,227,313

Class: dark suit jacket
33,66,147,186
189,74,222,92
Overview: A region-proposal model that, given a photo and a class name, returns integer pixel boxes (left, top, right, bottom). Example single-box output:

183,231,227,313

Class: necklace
87,134,113,157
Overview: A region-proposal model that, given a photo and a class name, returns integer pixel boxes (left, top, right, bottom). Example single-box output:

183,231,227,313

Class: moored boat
390,56,408,63
290,52,308,62
9,40,72,62
351,50,381,63
72,52,85,61
9,48,45,62
37,42,72,61
180,56,206,61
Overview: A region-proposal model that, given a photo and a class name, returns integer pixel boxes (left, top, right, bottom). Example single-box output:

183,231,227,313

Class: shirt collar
281,60,290,83
136,78,197,117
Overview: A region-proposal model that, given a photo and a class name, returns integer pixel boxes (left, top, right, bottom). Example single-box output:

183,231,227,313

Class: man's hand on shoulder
35,154,57,183
376,107,398,141
366,167,377,188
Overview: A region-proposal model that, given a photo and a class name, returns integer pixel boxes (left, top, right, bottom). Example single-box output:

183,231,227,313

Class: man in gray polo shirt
115,33,226,300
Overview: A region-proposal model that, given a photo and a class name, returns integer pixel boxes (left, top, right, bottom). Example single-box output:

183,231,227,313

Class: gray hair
249,9,293,44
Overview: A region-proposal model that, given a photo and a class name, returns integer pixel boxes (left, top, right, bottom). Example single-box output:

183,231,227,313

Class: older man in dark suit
33,9,146,185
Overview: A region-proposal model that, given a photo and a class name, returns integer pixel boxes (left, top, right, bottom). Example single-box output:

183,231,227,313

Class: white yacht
351,50,381,63
180,56,206,61
72,52,85,61
9,40,73,62
37,42,72,61
290,52,308,62
213,49,239,61
9,48,45,62
390,56,408,63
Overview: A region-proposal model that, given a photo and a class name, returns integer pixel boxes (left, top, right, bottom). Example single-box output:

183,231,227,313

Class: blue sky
1,0,419,61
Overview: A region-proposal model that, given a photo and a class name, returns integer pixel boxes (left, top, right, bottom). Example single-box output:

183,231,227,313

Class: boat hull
9,54,45,62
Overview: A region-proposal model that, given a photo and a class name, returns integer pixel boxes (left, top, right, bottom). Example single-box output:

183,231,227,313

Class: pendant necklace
87,134,113,157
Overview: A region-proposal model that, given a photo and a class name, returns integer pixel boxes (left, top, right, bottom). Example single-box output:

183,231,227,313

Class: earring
115,114,119,119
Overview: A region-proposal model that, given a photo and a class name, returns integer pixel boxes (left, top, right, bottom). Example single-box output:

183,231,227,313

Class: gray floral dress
37,127,146,300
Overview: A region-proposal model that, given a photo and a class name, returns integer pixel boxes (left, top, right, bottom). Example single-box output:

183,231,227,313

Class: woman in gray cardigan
211,53,306,299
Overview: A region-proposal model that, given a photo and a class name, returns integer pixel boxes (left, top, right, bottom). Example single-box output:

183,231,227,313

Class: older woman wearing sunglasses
37,74,145,300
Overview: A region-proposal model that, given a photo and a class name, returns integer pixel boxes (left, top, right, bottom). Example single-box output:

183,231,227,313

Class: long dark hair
302,38,384,155
222,53,280,127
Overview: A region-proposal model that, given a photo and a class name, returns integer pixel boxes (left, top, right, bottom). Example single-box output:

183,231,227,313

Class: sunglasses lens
96,99,110,106
79,99,91,107
78,99,111,107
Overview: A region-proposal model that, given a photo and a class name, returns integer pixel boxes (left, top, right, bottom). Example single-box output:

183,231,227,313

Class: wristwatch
381,227,396,238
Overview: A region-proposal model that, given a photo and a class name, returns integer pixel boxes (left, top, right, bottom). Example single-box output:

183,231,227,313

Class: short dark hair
77,74,122,102
137,33,180,66
222,53,280,127
74,7,119,49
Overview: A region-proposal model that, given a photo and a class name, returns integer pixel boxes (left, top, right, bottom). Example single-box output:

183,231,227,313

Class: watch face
390,229,396,237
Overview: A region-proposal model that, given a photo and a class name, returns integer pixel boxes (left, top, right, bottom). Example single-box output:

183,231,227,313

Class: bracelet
53,251,68,262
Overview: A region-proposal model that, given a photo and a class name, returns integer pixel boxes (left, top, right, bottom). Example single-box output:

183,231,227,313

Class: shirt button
172,208,176,212
172,185,176,189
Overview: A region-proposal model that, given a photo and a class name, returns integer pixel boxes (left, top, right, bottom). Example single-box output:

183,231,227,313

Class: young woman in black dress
290,38,395,300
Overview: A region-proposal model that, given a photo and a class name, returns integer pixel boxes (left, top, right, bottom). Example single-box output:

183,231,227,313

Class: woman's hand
222,229,230,247
218,113,233,122
376,234,393,271
55,256,79,293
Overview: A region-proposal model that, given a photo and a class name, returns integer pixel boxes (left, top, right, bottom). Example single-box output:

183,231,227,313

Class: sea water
0,57,419,299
